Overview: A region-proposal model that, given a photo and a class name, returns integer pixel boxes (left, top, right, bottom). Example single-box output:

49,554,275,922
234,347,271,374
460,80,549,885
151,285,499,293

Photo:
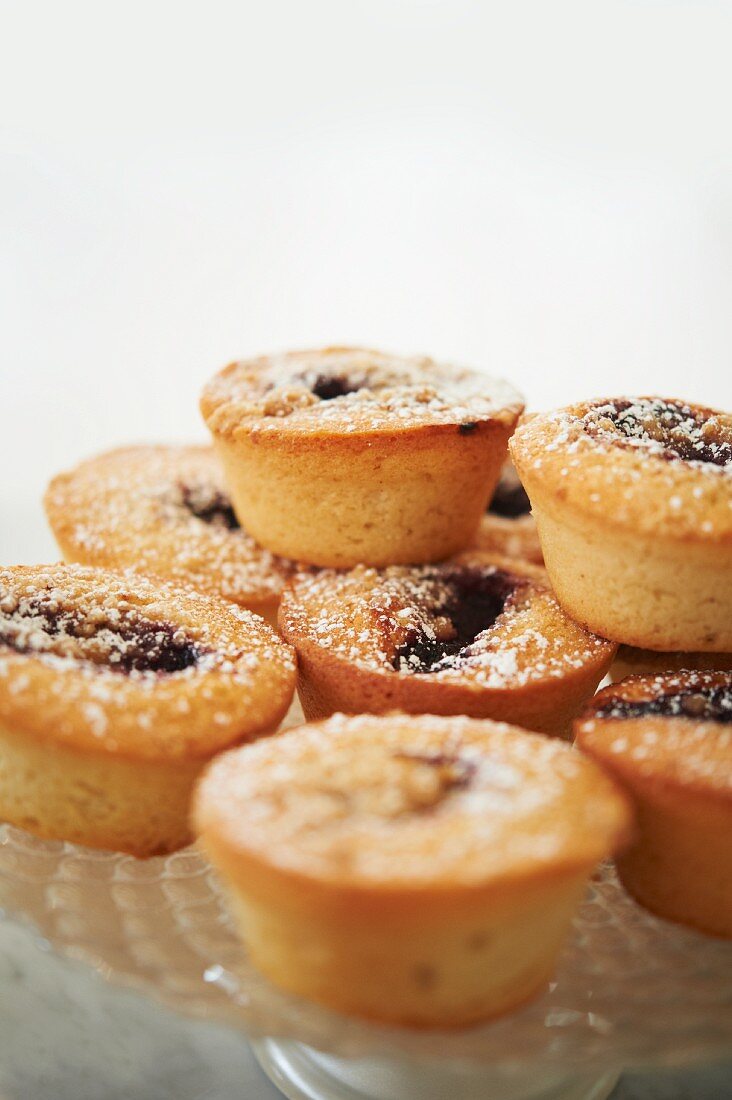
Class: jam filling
393,750,477,792
584,398,732,467
309,374,365,401
392,567,522,674
487,479,532,519
0,595,204,675
596,683,732,724
179,483,240,530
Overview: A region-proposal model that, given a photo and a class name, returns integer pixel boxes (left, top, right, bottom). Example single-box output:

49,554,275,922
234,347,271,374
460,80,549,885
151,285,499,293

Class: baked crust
44,445,298,619
510,397,732,544
194,713,630,1026
279,552,615,735
201,346,523,440
0,564,296,762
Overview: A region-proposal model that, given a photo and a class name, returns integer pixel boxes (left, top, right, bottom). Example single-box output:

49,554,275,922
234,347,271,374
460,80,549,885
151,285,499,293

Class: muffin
510,397,732,650
45,445,298,623
194,713,630,1028
200,347,524,567
0,564,296,856
472,459,543,564
278,552,616,736
575,670,732,938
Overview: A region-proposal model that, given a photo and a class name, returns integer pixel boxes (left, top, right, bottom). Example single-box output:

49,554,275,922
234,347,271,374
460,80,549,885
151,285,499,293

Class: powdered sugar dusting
511,397,732,540
198,714,628,886
582,399,732,468
578,671,732,793
281,560,613,690
0,565,296,758
524,398,732,476
45,446,299,607
202,348,524,435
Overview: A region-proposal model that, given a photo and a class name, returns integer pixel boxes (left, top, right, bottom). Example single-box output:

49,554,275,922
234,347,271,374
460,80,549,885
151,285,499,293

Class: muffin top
195,714,630,888
45,446,298,610
201,347,523,439
510,397,732,542
576,670,732,799
279,553,614,692
0,565,296,760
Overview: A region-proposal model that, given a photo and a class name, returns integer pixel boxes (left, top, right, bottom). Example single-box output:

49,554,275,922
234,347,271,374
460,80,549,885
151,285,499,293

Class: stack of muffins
1,347,729,1029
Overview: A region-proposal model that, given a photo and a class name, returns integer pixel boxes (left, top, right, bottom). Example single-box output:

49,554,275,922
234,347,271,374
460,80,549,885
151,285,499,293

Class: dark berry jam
488,479,532,519
179,483,240,530
393,750,477,791
0,595,204,675
595,683,732,724
309,374,365,401
584,399,732,467
393,567,522,674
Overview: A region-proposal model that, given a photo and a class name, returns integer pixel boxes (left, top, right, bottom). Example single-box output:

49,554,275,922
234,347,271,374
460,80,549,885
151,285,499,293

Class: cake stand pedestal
251,1038,620,1100
0,824,729,1100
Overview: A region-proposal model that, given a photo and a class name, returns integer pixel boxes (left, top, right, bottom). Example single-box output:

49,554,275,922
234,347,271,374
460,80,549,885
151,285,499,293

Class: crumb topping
0,567,275,683
0,589,204,675
201,347,524,435
197,715,629,885
45,447,297,606
582,399,732,467
577,672,732,794
0,565,296,757
510,398,732,541
280,558,613,689
595,681,732,724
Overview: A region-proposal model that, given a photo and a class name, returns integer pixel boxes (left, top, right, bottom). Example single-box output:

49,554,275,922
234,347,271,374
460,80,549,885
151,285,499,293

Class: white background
2,0,732,565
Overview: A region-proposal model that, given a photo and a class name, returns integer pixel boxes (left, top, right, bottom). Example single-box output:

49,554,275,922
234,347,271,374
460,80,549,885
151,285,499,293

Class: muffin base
213,423,511,568
0,721,201,857
530,498,732,651
615,780,731,939
212,857,588,1028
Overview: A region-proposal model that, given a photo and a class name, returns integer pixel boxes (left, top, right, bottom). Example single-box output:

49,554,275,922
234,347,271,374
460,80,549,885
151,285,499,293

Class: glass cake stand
0,821,730,1100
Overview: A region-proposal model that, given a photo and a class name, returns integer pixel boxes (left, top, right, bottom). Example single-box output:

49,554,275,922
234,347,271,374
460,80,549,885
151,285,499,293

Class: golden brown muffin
610,646,732,682
472,459,543,564
510,397,732,651
278,552,616,736
575,670,732,938
200,347,524,567
44,445,299,623
0,564,296,856
194,713,630,1028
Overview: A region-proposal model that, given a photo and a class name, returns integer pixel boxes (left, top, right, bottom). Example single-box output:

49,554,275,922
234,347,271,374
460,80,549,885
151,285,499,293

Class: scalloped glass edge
1,821,730,1074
